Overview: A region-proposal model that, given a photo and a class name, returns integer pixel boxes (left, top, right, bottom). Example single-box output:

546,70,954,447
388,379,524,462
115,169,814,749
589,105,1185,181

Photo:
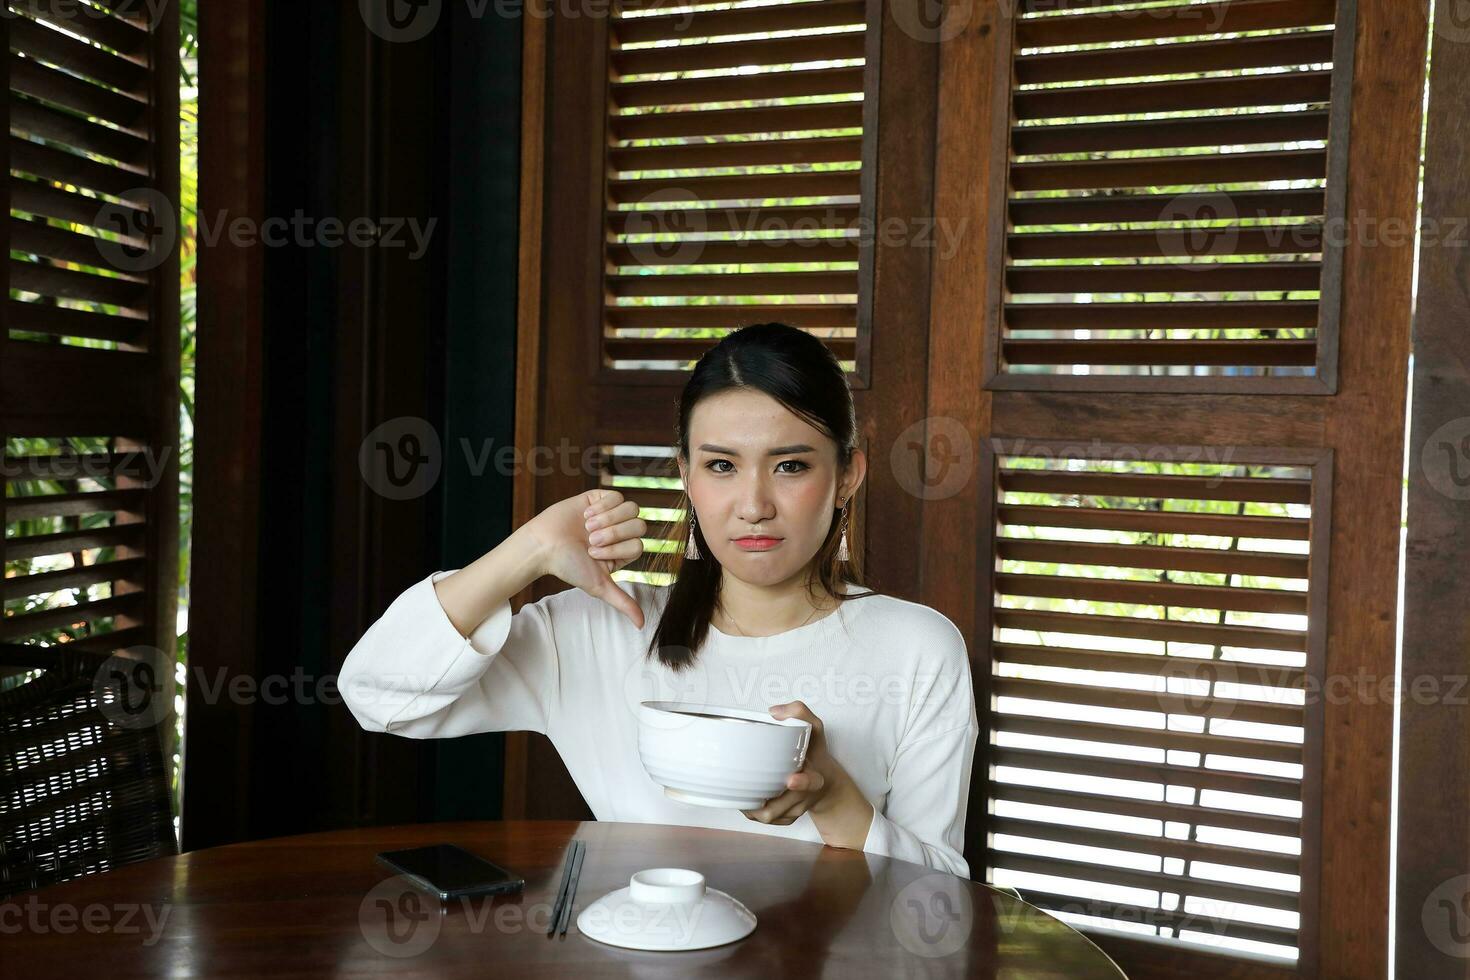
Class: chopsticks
548,839,585,938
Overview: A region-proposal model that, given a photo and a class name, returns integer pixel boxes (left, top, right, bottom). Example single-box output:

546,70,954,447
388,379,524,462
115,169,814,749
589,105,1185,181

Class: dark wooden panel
184,0,266,852
513,6,606,823
1394,0,1470,975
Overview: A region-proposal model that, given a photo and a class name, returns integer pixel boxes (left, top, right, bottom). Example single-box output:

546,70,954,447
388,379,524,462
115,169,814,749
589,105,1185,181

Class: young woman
338,323,978,877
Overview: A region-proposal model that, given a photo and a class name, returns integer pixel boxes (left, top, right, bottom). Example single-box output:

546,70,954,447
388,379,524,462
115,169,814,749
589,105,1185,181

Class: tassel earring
836,499,850,562
685,511,702,560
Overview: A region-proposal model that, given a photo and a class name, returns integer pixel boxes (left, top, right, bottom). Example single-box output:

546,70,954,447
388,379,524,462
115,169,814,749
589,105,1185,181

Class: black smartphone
375,844,525,901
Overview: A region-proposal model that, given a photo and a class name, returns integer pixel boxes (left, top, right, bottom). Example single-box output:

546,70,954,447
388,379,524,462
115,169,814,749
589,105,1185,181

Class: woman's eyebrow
698,443,815,456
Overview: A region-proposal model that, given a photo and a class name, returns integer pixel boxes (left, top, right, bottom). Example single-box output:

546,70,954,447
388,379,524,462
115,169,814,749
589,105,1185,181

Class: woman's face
677,388,866,588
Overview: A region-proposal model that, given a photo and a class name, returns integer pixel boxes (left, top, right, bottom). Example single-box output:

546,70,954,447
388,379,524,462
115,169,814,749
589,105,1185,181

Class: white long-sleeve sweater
337,572,980,878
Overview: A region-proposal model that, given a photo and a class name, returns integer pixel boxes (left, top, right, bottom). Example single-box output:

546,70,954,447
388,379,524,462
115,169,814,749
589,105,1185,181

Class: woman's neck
713,574,840,638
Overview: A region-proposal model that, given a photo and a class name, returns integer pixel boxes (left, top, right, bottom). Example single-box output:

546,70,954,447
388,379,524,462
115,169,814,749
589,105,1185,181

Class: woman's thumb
592,573,644,630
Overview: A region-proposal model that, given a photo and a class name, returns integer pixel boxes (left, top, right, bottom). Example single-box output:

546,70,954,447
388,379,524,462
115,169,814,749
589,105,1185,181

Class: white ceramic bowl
638,701,812,810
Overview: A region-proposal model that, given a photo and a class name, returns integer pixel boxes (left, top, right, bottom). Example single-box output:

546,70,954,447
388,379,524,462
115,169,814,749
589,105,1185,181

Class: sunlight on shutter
988,0,1355,391
605,0,867,374
986,442,1328,961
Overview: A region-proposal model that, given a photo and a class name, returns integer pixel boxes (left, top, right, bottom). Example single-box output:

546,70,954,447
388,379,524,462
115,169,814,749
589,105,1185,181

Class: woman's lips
733,537,782,551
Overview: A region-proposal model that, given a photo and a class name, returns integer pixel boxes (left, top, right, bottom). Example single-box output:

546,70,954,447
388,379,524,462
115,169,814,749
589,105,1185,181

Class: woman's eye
704,459,807,474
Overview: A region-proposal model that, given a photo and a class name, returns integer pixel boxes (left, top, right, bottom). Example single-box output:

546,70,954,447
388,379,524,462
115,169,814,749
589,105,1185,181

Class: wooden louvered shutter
986,442,1328,960
1,0,180,702
602,0,868,378
925,0,1423,976
985,0,1354,392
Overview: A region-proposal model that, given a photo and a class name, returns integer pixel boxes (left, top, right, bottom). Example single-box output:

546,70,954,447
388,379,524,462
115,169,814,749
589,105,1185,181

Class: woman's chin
717,555,808,587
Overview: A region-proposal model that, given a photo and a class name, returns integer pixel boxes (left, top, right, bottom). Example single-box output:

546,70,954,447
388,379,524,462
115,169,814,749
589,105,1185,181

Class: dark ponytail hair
645,323,873,670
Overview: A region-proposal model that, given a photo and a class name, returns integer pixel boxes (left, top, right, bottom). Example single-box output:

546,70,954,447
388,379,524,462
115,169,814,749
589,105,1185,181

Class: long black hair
645,323,874,670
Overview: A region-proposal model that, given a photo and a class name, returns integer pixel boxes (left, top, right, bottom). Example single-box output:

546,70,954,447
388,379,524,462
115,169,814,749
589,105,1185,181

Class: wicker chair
0,647,177,897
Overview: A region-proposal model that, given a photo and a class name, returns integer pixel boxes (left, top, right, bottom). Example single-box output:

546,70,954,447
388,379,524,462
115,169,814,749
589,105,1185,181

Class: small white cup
628,868,706,905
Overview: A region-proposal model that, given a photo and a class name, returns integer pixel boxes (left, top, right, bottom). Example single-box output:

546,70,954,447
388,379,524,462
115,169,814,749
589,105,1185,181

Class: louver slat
8,0,151,57
7,14,149,93
604,0,868,374
987,0,1355,390
609,136,861,171
1016,33,1336,84
1015,0,1335,46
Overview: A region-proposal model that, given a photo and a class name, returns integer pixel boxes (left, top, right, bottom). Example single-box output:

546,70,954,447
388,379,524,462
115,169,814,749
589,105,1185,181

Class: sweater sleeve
859,608,979,878
860,723,979,878
337,570,571,738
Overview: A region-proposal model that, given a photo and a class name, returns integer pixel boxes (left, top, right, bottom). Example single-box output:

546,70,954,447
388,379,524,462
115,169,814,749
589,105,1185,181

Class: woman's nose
734,474,775,522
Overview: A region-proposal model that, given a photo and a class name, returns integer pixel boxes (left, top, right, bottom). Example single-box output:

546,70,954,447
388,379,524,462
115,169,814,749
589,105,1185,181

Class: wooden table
4,821,1126,978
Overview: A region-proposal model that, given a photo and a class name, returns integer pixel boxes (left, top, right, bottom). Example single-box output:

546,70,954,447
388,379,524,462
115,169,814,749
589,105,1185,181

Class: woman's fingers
587,515,646,547
586,499,639,534
769,794,813,824
743,790,812,825
587,537,643,565
769,802,811,826
583,488,622,517
786,769,825,794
